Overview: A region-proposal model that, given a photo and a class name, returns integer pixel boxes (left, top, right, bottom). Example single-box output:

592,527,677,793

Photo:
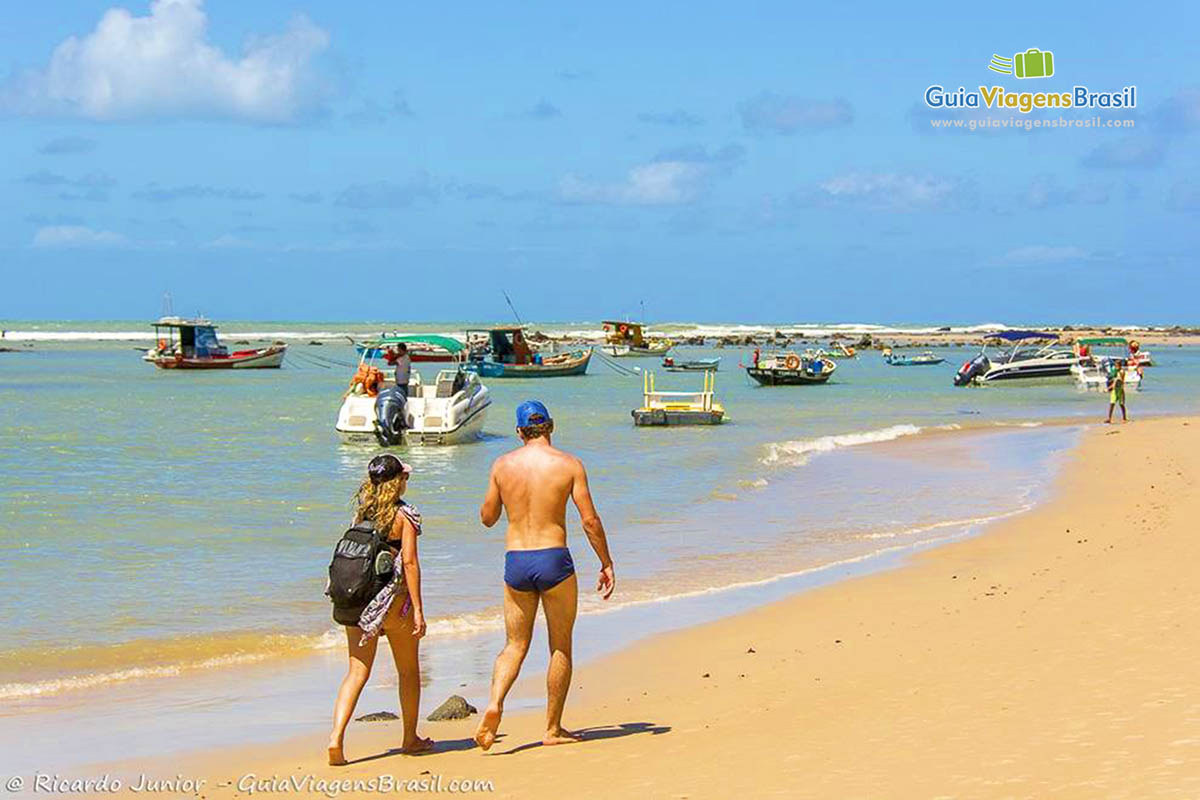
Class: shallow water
1,323,1197,739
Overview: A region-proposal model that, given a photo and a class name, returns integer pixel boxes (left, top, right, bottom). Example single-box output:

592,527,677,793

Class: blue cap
515,400,552,428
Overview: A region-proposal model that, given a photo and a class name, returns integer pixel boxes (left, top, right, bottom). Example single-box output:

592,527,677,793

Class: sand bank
89,417,1199,798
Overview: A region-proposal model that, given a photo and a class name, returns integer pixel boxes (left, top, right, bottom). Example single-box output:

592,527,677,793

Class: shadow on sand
491,721,671,756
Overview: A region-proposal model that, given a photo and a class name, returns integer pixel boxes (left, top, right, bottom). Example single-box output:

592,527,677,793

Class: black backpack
327,521,395,626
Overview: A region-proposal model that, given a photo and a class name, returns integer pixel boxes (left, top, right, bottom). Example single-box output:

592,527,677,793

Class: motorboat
662,356,720,372
464,327,591,377
883,348,945,366
746,351,837,386
144,317,286,369
335,345,490,445
601,320,673,357
1071,337,1143,391
632,370,725,426
953,331,1075,386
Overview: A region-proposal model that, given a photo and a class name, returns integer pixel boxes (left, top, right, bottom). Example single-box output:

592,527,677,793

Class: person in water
474,401,616,750
328,454,431,765
1106,358,1129,424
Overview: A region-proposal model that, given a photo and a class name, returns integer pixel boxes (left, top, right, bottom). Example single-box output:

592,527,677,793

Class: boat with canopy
464,327,591,378
144,317,286,369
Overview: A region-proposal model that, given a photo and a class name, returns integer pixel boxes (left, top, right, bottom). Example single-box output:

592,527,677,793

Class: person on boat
328,455,432,765
474,401,616,751
384,343,412,399
1105,359,1129,424
752,347,761,367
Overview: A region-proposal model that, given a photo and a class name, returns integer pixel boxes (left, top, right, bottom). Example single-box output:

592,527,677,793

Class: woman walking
328,454,432,765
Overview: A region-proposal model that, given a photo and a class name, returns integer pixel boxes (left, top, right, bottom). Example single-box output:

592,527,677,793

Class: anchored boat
335,340,490,445
746,351,837,386
144,317,286,369
883,348,945,366
601,321,673,357
355,334,464,362
954,330,1075,386
1071,337,1143,391
464,327,591,378
662,356,720,372
632,371,725,426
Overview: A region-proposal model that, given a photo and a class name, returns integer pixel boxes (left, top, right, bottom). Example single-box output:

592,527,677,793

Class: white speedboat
336,367,491,445
954,331,1075,386
1071,337,1143,391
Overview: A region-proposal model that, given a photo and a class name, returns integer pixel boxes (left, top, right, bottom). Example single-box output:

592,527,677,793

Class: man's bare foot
474,706,502,751
327,744,346,766
400,736,434,754
542,728,583,746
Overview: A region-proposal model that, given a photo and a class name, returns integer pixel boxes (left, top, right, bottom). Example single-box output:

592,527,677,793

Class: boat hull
746,367,832,386
335,384,491,445
466,350,591,378
151,345,287,369
885,357,945,366
603,344,671,358
355,345,457,362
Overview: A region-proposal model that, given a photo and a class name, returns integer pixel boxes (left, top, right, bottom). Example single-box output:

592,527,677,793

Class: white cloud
32,225,127,248
560,161,708,206
3,0,329,122
817,172,973,211
1000,245,1090,264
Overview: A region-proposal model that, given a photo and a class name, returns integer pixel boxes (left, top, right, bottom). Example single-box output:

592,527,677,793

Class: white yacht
954,331,1076,386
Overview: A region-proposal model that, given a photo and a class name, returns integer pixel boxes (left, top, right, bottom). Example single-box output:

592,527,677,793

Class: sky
1,0,1198,324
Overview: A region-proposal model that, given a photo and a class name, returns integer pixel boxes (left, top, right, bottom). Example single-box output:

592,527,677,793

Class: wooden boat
746,351,836,386
601,320,673,357
145,317,286,369
464,327,591,378
355,334,464,363
822,342,857,359
883,348,945,366
662,356,720,372
632,371,725,426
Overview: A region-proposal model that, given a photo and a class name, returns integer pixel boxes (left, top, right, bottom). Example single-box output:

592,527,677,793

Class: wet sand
91,416,1199,798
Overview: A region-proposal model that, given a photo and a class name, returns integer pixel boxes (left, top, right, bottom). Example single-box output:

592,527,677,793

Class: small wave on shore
761,424,925,467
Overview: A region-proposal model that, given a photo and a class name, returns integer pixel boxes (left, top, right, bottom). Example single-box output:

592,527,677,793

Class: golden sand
105,417,1200,798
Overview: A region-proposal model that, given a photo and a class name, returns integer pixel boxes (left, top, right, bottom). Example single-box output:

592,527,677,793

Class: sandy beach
76,415,1196,799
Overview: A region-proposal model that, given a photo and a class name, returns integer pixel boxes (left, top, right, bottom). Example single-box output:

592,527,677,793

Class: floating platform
631,371,725,427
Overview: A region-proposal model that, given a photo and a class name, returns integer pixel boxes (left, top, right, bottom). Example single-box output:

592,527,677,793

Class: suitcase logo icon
988,48,1055,79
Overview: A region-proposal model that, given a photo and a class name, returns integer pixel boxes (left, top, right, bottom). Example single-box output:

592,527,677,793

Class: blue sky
1,0,1197,323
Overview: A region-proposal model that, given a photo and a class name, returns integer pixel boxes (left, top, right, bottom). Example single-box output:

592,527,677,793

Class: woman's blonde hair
354,473,407,535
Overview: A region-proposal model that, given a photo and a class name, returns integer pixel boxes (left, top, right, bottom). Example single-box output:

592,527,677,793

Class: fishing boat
883,348,945,366
823,342,858,359
662,356,720,372
355,334,464,363
145,317,286,369
632,371,725,426
601,321,673,357
464,327,591,378
335,343,491,445
954,330,1075,386
746,351,837,386
1071,337,1143,391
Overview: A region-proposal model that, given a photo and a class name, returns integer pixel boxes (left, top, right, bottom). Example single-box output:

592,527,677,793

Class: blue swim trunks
504,548,575,593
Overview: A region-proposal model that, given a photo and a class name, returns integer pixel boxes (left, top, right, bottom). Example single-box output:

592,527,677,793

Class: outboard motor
373,386,408,445
954,354,990,386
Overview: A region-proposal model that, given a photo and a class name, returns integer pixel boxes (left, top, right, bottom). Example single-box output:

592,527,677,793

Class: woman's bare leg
383,605,432,753
328,626,379,765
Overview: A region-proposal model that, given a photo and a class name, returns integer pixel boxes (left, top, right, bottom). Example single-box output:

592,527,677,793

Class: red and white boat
144,317,287,369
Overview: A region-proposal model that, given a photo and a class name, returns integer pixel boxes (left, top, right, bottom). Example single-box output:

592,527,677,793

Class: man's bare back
483,442,583,550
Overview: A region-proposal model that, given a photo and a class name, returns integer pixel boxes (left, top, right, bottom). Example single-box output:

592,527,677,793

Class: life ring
784,354,801,370
618,324,629,335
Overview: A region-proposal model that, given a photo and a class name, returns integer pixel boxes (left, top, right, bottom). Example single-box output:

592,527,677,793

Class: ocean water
2,322,1198,765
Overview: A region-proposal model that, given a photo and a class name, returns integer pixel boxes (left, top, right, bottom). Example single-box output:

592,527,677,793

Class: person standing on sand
1106,358,1129,424
474,400,616,751
327,455,432,765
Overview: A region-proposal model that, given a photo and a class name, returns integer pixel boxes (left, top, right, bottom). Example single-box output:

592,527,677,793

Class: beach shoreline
53,415,1198,798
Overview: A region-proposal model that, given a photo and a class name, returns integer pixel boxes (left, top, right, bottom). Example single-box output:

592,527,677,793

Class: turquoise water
2,324,1198,715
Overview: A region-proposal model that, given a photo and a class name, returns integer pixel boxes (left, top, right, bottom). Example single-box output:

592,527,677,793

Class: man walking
474,400,615,750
